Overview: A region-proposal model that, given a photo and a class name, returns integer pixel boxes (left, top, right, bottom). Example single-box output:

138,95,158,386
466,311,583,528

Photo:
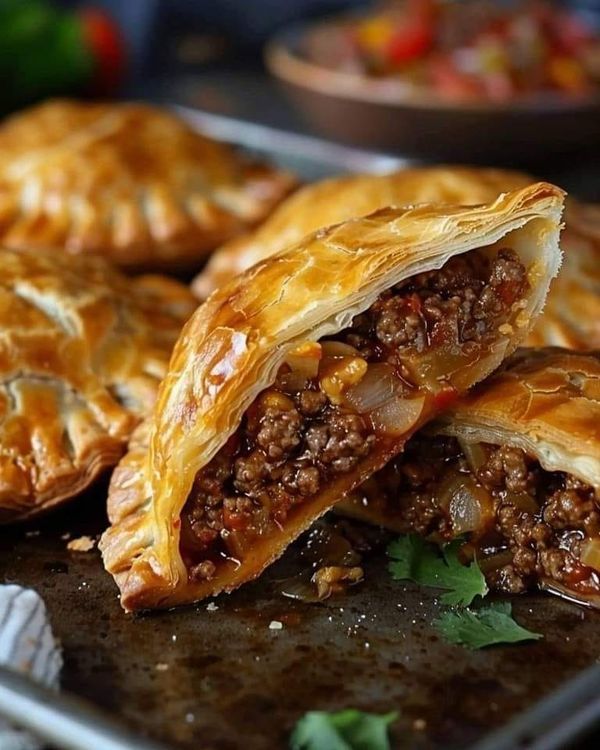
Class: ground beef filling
180,247,529,580
382,436,600,596
342,248,528,366
181,391,375,581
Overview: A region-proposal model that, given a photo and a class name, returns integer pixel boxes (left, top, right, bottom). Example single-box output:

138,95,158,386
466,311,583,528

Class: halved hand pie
0,100,295,270
192,165,534,298
192,164,599,359
0,249,196,523
100,183,563,611
342,348,600,607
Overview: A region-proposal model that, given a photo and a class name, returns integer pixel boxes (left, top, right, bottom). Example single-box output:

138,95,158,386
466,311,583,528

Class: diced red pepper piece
388,22,433,64
223,506,249,532
433,386,459,412
404,293,423,315
566,563,594,587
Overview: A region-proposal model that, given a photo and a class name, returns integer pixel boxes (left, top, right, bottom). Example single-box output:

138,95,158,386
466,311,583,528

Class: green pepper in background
0,0,125,114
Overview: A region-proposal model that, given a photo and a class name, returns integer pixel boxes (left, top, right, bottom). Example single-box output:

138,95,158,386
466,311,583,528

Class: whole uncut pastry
343,348,600,607
191,165,534,298
0,100,295,270
0,248,196,523
527,201,600,349
100,182,563,611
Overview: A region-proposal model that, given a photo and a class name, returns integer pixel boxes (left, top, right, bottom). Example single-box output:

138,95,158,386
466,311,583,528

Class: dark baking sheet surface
1,489,599,750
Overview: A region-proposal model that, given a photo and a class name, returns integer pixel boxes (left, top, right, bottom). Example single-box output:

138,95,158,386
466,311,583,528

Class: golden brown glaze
100,183,563,611
0,100,295,270
0,248,196,522
527,202,600,350
440,348,600,484
192,166,534,298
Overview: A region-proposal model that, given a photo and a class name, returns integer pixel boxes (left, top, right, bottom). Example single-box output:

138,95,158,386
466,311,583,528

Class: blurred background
5,0,600,196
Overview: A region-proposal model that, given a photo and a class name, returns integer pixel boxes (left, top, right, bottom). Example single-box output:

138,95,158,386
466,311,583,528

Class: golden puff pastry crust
437,347,600,487
0,248,196,523
192,165,535,298
100,182,563,611
0,100,295,270
527,202,600,350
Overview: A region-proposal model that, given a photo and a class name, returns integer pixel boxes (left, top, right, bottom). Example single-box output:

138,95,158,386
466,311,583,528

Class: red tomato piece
79,7,125,92
388,22,433,64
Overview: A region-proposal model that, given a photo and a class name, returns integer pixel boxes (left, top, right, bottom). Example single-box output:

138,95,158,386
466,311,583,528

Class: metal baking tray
1,114,600,750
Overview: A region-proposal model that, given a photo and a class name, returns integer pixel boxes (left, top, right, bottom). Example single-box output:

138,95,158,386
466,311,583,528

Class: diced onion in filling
478,550,514,574
369,395,425,436
448,482,488,535
221,527,258,561
343,363,398,414
504,490,539,515
320,341,360,358
580,539,600,573
401,350,467,390
450,340,509,391
459,440,487,473
435,471,492,535
280,346,321,392
435,471,465,511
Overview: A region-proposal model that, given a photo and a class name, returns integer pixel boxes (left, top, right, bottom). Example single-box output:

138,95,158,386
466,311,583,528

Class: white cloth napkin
0,585,62,750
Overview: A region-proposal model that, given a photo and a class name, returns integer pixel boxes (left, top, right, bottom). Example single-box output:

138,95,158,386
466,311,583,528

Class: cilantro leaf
290,709,398,750
387,535,488,606
435,601,543,649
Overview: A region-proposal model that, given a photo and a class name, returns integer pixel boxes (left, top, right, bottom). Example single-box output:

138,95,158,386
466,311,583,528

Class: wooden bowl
265,23,600,164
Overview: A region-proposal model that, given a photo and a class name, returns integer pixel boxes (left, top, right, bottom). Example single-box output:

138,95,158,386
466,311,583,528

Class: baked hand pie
100,182,563,611
342,348,600,607
527,201,600,349
0,100,295,270
191,165,534,299
0,248,196,523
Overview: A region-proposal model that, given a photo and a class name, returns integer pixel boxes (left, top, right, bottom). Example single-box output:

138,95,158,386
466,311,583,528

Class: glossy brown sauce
369,435,600,599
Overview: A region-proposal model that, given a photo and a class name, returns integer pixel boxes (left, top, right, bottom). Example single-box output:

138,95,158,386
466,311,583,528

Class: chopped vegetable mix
303,0,600,102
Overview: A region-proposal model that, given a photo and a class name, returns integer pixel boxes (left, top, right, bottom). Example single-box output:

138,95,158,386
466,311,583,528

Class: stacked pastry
0,99,598,616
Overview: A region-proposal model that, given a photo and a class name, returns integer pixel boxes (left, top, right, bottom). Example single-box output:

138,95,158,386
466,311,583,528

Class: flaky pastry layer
192,165,535,298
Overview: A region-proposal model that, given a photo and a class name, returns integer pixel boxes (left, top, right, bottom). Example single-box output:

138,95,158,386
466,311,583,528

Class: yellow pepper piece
548,56,586,91
357,16,395,53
